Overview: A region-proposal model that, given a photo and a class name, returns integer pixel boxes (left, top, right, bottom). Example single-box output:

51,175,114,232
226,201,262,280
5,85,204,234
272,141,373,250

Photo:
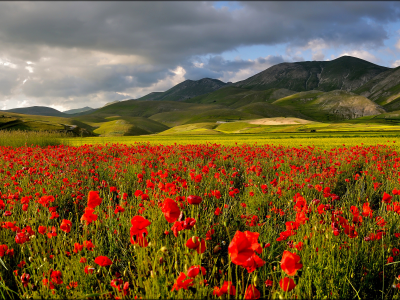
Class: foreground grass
0,130,69,147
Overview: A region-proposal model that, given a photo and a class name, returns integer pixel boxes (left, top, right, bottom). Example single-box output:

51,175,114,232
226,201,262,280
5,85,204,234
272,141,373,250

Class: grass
0,130,69,147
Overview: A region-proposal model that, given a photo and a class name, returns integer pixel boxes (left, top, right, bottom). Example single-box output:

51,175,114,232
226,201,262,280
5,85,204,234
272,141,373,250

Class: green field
66,131,400,150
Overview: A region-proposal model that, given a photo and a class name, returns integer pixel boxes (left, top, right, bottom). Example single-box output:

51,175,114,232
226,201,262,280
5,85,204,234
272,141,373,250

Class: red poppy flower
20,273,30,287
171,272,194,291
38,226,47,235
382,192,392,204
182,217,196,230
130,216,151,246
0,245,8,257
94,256,113,266
130,216,151,236
187,195,202,205
361,202,372,218
161,198,180,223
50,270,63,285
244,284,260,299
73,243,84,253
87,191,102,209
81,207,98,225
220,281,236,295
228,231,264,272
187,265,206,278
280,250,303,276
60,219,72,233
84,265,95,274
279,277,296,292
265,279,273,287
83,240,95,251
186,236,206,254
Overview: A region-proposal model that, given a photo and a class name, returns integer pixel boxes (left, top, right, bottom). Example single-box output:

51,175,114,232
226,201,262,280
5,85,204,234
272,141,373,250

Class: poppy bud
159,257,164,264
191,236,197,244
43,257,47,262
160,246,168,253
213,245,221,254
29,257,33,262
253,274,258,286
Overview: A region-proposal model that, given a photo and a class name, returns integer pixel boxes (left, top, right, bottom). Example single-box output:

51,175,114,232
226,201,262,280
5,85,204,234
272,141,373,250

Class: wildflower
383,192,392,204
171,272,194,291
244,284,260,299
187,265,206,278
94,256,113,267
213,281,236,297
187,195,202,205
161,198,180,223
281,250,303,276
87,191,102,209
228,231,264,273
60,219,72,233
279,277,296,292
186,236,206,254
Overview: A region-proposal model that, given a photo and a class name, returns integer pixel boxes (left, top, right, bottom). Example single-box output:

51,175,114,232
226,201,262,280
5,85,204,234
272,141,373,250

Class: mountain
137,78,228,102
4,106,67,117
273,90,385,121
63,106,94,114
354,66,400,110
2,56,399,136
234,56,389,92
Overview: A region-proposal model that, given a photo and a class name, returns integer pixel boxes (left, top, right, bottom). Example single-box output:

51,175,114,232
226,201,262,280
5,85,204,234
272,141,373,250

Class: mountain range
1,55,400,136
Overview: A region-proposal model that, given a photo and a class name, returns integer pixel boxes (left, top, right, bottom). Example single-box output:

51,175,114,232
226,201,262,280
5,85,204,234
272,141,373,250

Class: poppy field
1,140,400,299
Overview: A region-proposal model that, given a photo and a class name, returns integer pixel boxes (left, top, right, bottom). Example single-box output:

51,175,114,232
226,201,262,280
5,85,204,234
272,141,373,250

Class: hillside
354,66,400,110
0,111,93,135
273,90,385,121
4,106,67,117
234,56,388,92
137,78,228,102
63,106,94,114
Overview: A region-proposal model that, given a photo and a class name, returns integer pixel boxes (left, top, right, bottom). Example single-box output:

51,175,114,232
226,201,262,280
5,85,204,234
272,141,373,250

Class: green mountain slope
354,66,400,109
92,117,169,136
137,78,228,102
63,106,95,114
4,106,67,117
184,86,297,107
234,56,389,92
273,90,385,121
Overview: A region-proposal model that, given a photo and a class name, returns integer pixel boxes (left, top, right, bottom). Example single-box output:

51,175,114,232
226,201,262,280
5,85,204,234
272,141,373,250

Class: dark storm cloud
0,1,398,108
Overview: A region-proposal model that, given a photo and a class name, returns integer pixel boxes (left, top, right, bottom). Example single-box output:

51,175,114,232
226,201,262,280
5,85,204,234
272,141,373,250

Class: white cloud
338,50,379,63
128,66,186,99
392,60,400,68
25,66,34,73
396,38,400,51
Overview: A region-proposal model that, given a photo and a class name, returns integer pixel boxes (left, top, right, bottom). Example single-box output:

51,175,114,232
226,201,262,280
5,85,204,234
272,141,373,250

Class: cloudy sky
0,1,400,111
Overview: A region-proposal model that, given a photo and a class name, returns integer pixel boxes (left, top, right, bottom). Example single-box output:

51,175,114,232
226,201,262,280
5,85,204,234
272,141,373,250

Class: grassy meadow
0,128,400,299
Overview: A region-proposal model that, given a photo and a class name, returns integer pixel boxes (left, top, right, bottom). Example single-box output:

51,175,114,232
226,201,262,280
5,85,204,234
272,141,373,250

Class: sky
0,1,399,111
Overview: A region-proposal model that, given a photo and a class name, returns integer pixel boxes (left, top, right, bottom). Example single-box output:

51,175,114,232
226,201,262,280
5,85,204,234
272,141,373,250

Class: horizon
2,54,390,113
0,1,399,111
